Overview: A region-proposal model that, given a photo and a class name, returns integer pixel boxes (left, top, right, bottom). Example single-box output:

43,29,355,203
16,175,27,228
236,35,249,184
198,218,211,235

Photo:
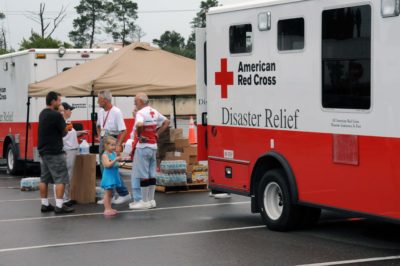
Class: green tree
153,31,185,50
0,11,7,54
153,31,189,56
105,0,138,46
192,0,219,28
69,0,106,48
186,0,219,59
20,32,72,50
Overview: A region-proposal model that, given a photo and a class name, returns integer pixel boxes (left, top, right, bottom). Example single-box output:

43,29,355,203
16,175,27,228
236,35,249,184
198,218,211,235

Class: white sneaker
149,200,156,209
214,193,231,199
129,201,151,210
112,194,131,204
209,192,216,197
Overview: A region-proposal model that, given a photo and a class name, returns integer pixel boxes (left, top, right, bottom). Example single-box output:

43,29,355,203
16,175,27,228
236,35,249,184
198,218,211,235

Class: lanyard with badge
100,110,111,137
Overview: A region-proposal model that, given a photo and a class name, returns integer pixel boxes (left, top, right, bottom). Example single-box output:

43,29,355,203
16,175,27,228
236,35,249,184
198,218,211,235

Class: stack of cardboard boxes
157,128,205,185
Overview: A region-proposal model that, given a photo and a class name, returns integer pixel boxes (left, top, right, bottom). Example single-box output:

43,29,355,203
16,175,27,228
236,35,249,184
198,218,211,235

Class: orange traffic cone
188,116,197,144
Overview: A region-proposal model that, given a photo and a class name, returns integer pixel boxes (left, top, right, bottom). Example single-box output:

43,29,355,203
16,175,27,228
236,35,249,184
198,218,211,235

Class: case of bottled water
20,177,40,191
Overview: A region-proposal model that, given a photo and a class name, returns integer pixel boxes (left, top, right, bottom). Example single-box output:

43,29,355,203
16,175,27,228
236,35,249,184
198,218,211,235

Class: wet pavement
0,168,399,266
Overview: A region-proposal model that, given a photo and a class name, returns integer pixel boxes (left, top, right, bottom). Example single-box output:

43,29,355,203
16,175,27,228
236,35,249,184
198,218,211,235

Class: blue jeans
131,171,142,202
99,136,129,197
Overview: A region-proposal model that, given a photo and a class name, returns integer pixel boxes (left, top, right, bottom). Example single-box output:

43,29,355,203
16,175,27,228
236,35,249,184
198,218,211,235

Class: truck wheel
6,143,22,175
258,169,301,231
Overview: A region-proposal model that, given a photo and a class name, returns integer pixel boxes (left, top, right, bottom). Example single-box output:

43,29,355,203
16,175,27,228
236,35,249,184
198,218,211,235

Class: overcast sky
0,0,251,50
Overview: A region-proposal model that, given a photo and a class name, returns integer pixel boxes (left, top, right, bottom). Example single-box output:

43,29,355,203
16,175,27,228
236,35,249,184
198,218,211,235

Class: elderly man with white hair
96,90,131,204
129,92,170,210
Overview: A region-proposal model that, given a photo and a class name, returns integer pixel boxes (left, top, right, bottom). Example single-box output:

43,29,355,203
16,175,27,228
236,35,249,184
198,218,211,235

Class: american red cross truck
0,48,113,174
196,0,400,230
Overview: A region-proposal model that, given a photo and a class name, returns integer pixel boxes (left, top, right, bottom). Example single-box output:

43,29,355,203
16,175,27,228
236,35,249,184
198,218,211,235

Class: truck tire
6,143,22,175
257,169,302,231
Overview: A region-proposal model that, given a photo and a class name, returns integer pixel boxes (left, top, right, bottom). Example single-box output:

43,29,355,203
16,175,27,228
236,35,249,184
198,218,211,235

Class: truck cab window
229,24,252,54
322,5,371,110
278,18,304,51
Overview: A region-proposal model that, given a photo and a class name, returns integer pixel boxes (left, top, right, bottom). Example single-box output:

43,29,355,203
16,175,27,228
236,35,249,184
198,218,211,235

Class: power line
2,9,198,16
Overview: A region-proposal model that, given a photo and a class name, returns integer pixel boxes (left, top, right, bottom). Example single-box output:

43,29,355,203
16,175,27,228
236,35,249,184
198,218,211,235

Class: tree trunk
40,3,45,38
2,29,6,50
122,19,126,47
90,5,95,48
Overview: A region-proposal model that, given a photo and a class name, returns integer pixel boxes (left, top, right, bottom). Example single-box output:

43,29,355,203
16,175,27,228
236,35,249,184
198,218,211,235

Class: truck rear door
196,28,208,161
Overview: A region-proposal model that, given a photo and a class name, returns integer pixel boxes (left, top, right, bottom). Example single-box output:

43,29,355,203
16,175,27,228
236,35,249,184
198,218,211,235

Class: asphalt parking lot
0,168,400,266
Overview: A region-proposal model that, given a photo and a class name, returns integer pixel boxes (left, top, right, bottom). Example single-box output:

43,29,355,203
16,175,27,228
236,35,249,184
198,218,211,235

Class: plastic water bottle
79,139,90,154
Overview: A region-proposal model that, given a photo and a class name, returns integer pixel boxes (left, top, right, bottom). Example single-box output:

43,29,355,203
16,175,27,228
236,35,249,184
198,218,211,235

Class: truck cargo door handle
202,112,208,126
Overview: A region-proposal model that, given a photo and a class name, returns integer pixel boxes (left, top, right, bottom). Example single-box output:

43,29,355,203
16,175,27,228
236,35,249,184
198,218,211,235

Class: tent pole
172,95,177,129
23,97,31,177
91,92,96,149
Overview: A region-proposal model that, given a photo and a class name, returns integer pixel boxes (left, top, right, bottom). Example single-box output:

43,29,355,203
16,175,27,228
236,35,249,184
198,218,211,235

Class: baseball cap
62,102,75,111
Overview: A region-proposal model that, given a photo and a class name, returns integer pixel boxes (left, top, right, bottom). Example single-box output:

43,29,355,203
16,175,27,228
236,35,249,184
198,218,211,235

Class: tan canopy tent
28,42,195,97
24,43,196,162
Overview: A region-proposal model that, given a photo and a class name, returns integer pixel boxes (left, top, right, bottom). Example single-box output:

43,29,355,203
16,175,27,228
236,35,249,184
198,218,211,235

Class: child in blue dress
101,136,123,216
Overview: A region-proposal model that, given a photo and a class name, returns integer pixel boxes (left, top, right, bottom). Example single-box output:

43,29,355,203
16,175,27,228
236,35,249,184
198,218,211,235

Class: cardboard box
70,154,97,204
192,171,208,183
175,138,190,150
170,128,183,142
186,164,194,174
184,145,197,156
165,151,176,160
169,152,190,165
189,155,198,165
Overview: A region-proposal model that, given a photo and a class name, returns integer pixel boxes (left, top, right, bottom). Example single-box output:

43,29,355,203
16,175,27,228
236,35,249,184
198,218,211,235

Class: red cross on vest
215,58,234,99
150,109,155,118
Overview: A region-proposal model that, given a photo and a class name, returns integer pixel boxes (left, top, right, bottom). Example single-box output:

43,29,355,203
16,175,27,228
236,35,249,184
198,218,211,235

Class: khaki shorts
40,153,69,184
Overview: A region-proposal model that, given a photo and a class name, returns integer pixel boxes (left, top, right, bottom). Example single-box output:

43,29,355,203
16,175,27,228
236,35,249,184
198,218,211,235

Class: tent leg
172,95,177,129
91,95,96,149
23,97,31,177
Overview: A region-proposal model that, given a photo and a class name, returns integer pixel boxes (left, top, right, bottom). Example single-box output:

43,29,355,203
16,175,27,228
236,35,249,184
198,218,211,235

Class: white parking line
297,255,400,266
0,201,250,223
0,198,54,203
0,225,265,253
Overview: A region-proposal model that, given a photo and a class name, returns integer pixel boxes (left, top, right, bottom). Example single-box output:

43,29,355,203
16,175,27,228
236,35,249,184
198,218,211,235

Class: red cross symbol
150,110,155,118
215,58,234,99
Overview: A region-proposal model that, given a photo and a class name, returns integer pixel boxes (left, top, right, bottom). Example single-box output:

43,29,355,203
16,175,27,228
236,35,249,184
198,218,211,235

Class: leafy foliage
153,31,191,57
0,11,9,54
153,0,219,59
20,32,72,50
186,0,219,59
105,0,138,46
69,0,106,48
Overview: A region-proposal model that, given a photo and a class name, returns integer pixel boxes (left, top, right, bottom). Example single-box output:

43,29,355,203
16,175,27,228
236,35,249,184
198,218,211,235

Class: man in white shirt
129,93,170,210
96,90,131,204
